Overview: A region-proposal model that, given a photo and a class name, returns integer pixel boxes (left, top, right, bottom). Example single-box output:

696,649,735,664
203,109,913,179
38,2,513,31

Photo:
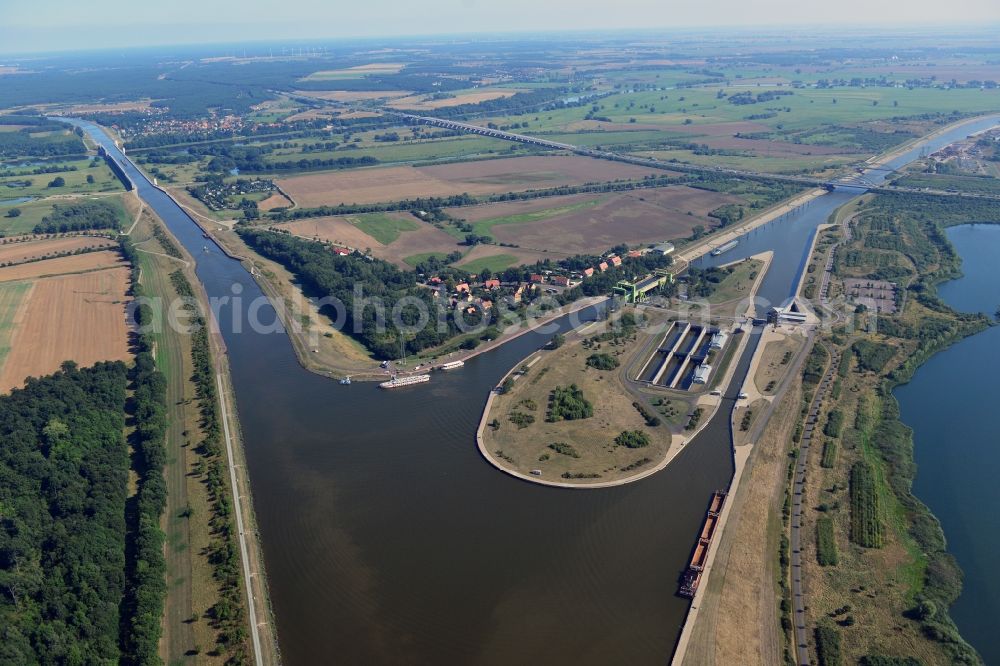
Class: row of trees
121,274,170,663
167,270,249,657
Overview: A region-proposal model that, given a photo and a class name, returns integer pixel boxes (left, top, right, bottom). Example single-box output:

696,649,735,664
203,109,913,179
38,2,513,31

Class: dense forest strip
120,283,169,664
0,238,169,664
0,360,131,662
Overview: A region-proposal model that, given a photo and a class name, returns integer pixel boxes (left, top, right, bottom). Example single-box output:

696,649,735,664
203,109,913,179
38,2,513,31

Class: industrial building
635,322,733,390
612,269,673,303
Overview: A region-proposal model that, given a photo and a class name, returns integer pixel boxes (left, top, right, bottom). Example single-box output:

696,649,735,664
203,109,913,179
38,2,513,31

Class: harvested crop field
421,155,659,187
0,266,131,392
279,214,462,267
0,236,116,265
0,250,127,282
447,186,741,254
280,216,384,248
258,192,294,211
277,156,662,207
388,89,525,110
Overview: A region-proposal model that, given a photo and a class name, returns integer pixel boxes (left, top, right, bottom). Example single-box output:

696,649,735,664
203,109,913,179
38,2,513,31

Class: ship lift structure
612,269,674,304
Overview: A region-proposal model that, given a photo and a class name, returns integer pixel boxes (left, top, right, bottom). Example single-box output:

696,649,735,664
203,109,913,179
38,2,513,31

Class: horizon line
3,21,1000,58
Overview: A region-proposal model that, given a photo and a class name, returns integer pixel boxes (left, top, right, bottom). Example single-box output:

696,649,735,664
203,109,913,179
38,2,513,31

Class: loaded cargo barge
678,490,727,598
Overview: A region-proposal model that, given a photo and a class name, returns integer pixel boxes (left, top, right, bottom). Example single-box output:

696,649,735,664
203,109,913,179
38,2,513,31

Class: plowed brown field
277,155,661,207
447,186,741,254
0,250,127,282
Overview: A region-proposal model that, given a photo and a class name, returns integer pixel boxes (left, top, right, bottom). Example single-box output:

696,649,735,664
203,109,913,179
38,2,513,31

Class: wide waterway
895,224,1000,664
66,115,1000,664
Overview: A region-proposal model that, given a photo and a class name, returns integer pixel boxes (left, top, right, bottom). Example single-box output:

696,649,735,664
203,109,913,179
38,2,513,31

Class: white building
692,363,712,384
710,331,728,350
770,307,808,325
653,241,676,255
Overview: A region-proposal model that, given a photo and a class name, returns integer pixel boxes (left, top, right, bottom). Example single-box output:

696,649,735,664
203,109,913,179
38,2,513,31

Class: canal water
894,224,1000,665
64,115,1000,664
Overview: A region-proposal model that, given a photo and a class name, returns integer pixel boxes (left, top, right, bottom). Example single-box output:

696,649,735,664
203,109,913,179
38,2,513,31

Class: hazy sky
2,0,1000,55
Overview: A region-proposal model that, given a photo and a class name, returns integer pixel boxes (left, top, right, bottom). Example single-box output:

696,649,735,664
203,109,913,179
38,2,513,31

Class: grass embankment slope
681,373,803,666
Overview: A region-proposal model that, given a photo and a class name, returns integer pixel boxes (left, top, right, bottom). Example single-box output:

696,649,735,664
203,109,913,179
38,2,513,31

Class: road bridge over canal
388,110,1000,202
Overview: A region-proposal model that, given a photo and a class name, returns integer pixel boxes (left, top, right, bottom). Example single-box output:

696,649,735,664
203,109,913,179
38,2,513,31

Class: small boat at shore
339,376,351,385
379,374,431,389
437,360,465,371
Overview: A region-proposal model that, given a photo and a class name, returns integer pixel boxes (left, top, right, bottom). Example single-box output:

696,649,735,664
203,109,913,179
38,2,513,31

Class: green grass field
0,198,54,235
347,212,418,245
265,134,527,169
0,158,123,197
707,258,762,303
455,253,519,273
816,516,838,566
139,157,208,185
0,281,30,370
403,251,450,267
0,194,128,236
476,83,1000,145
469,198,604,236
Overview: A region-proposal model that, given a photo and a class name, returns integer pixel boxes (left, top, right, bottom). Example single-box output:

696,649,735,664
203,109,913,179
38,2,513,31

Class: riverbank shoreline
673,188,828,269
894,225,1000,663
